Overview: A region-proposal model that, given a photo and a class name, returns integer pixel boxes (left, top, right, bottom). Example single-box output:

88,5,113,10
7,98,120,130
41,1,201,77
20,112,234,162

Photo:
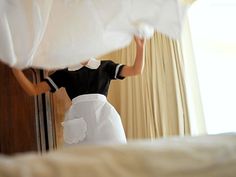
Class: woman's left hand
134,36,145,48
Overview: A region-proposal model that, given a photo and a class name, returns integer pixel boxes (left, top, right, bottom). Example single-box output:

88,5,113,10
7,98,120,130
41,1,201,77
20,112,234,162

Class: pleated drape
106,32,191,140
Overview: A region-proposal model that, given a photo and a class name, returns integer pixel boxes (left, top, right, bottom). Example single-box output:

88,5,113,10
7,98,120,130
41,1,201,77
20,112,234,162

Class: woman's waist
72,94,107,104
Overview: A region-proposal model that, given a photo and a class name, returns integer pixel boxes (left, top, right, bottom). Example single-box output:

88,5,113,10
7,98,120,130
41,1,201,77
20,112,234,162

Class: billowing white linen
0,0,191,69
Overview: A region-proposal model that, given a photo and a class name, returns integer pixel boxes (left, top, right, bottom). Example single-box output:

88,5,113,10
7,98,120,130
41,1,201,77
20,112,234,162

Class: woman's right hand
12,68,50,96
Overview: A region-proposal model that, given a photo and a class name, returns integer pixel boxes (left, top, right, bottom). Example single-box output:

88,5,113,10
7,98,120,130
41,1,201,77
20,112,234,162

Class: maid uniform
44,58,127,146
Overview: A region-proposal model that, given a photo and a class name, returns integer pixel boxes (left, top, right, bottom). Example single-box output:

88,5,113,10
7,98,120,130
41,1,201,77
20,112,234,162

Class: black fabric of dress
44,60,125,100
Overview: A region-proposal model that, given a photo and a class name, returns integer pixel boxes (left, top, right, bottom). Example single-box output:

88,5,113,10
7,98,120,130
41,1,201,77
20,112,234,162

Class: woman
12,36,145,146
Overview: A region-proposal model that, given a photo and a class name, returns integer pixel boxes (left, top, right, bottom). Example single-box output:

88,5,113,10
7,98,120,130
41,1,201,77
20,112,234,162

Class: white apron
62,94,127,146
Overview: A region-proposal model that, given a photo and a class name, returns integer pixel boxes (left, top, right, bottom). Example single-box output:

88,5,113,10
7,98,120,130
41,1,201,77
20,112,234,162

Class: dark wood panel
0,62,39,154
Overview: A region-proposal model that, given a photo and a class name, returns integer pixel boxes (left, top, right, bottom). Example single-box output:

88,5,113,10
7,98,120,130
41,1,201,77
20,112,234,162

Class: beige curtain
105,33,190,140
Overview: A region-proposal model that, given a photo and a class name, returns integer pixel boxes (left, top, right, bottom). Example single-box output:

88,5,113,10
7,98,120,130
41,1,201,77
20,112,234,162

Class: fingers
134,36,145,47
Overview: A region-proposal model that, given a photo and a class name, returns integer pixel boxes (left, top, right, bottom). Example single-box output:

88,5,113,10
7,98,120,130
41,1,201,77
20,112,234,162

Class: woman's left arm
120,36,146,77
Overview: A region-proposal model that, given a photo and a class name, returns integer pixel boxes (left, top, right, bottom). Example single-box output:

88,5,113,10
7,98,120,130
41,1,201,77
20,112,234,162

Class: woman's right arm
12,68,51,96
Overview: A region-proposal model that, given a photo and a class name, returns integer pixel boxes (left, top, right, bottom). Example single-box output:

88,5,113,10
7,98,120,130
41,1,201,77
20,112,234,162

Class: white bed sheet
0,0,191,69
0,134,236,177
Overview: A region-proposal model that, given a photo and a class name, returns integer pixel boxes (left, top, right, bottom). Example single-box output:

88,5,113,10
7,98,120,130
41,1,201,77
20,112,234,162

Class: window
188,0,236,134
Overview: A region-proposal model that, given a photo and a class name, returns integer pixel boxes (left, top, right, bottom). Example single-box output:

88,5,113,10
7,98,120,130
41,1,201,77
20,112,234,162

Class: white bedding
0,0,191,69
0,134,236,177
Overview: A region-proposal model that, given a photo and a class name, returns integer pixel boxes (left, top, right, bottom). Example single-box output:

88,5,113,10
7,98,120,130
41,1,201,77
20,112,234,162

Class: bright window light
188,0,236,134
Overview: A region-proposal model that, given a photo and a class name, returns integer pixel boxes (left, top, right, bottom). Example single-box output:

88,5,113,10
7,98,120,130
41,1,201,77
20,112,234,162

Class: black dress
45,59,127,146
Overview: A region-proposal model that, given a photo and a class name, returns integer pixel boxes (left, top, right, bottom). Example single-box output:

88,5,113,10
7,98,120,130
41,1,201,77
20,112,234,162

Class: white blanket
0,0,191,69
0,134,236,177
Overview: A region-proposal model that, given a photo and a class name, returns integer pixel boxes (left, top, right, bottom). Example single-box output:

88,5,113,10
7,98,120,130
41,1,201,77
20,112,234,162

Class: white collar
68,58,101,71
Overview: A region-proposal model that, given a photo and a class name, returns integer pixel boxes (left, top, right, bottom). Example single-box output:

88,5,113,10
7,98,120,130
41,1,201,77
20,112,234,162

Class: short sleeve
43,70,66,92
105,60,125,80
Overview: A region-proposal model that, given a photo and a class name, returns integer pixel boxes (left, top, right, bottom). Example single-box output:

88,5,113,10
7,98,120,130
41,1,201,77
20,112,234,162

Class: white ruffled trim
114,64,122,79
68,58,100,71
45,77,59,91
62,117,87,144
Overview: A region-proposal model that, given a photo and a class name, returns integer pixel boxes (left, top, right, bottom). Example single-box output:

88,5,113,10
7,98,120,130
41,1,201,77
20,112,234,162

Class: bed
0,134,236,177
